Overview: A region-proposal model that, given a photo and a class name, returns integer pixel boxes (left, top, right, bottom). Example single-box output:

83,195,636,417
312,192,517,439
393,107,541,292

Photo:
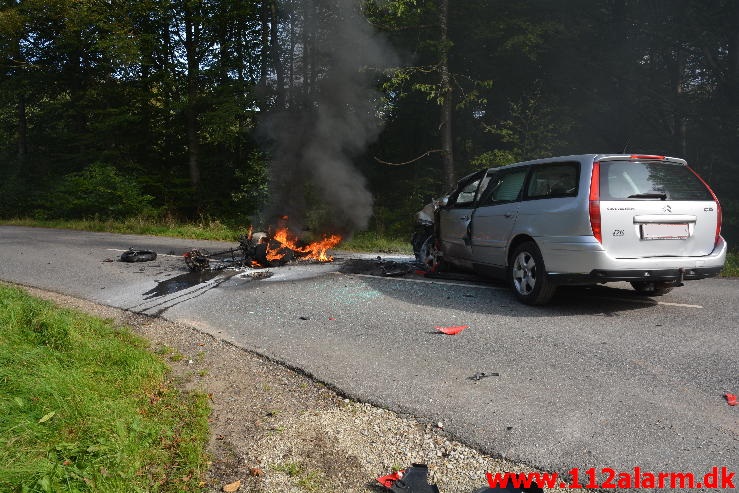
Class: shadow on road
339,258,662,317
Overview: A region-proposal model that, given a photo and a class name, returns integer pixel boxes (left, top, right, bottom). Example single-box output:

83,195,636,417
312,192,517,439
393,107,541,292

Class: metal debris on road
379,464,439,493
468,372,499,381
120,248,157,262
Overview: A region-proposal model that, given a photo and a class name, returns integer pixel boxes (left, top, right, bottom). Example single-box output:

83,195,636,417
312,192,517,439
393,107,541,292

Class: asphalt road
1,226,737,487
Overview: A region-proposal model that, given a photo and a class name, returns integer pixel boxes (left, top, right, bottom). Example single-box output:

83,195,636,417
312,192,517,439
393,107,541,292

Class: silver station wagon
413,154,727,304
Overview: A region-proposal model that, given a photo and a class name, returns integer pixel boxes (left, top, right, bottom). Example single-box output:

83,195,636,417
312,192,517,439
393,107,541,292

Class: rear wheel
508,241,556,305
630,281,674,296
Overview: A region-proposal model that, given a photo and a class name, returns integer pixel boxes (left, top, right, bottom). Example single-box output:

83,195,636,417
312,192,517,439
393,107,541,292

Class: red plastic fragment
376,470,404,488
724,393,737,406
414,270,427,276
435,324,469,335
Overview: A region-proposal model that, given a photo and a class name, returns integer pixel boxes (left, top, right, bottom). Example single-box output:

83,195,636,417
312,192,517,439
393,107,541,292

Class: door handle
460,216,470,221
504,213,514,218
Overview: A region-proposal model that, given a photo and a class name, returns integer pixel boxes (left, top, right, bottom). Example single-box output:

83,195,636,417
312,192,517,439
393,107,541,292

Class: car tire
508,241,556,305
418,235,446,272
630,281,674,296
120,249,157,262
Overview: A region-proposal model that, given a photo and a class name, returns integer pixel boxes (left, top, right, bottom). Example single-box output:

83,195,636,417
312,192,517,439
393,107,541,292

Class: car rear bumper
549,266,723,285
541,236,727,285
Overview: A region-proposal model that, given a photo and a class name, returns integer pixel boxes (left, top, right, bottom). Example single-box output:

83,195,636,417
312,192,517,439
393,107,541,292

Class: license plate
640,223,689,240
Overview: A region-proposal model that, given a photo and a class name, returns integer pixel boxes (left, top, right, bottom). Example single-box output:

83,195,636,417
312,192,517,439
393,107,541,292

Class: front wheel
630,281,674,296
418,235,446,273
508,241,556,305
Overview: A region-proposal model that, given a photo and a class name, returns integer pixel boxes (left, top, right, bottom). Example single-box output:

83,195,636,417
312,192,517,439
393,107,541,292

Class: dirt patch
18,285,564,493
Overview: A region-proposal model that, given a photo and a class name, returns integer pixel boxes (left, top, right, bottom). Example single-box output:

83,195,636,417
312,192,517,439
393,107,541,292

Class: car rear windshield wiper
627,192,668,200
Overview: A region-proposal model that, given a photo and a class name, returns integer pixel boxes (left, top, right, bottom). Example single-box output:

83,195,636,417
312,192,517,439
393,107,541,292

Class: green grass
340,231,411,254
0,285,210,492
0,217,413,253
722,250,739,277
1,217,242,242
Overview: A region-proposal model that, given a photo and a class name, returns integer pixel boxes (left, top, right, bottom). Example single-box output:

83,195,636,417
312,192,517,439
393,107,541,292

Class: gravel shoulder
17,284,566,493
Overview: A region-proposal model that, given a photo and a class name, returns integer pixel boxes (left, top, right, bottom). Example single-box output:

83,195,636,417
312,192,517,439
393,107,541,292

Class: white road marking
657,301,703,308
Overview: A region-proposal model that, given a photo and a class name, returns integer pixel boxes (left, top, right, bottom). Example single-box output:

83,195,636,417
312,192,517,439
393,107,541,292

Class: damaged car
413,154,727,305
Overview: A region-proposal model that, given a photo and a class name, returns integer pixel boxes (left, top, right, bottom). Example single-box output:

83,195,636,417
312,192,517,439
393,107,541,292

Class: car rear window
600,161,713,201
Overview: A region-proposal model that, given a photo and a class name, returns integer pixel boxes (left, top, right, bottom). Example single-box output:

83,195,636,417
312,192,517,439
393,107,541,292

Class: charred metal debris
120,248,157,262
183,231,291,272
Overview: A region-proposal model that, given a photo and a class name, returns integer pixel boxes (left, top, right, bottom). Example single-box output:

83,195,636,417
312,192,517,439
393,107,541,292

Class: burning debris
183,223,341,272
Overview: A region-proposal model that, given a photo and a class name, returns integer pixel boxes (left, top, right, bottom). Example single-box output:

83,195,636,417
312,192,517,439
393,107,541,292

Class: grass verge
0,216,241,242
0,217,413,254
0,285,210,492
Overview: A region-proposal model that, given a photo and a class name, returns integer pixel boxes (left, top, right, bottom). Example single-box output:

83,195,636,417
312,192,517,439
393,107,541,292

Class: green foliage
229,151,270,223
475,80,570,167
48,163,154,220
1,0,738,242
723,250,739,277
471,149,519,169
0,285,210,492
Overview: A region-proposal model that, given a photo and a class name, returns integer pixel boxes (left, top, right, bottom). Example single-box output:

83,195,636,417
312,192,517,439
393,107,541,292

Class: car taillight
688,166,722,247
589,161,601,243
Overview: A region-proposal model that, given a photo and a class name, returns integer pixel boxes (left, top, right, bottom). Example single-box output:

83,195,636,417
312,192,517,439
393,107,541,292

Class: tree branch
374,149,445,166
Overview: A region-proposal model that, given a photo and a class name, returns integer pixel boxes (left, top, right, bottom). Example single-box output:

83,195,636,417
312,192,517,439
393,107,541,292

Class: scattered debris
377,470,405,488
377,464,545,492
435,325,469,335
184,224,340,272
380,464,440,493
248,467,264,477
724,392,737,406
339,258,422,277
299,316,310,320
247,271,273,280
222,479,242,492
120,248,157,262
468,372,499,381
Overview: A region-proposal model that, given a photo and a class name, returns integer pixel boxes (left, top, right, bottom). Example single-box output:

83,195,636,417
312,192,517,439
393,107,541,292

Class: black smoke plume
261,0,396,235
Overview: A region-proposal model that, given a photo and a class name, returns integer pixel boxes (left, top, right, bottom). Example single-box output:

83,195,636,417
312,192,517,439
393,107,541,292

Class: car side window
454,178,482,207
446,170,487,208
525,162,579,199
479,169,528,205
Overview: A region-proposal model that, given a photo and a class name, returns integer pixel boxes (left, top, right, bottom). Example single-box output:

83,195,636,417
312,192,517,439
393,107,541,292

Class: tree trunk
184,0,201,209
259,0,270,89
438,0,454,189
666,43,687,157
14,12,27,161
270,0,286,109
17,94,27,160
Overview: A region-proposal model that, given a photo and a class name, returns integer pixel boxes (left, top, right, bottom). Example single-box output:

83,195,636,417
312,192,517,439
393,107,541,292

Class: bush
49,163,154,219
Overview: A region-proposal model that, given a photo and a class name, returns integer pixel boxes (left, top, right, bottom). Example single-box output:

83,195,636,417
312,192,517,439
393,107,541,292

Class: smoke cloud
261,0,397,235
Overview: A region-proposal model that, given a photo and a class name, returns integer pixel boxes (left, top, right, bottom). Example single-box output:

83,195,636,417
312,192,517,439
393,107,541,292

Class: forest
1,0,737,244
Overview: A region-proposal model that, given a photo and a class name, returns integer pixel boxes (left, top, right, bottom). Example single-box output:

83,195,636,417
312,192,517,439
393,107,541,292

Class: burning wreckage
182,225,342,272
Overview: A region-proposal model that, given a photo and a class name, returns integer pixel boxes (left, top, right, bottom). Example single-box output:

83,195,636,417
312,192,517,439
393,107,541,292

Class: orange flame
265,228,342,263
